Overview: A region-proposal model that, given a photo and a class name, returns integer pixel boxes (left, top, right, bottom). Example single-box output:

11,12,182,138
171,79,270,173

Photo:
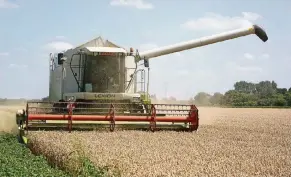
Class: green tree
194,92,211,106
257,98,273,106
209,92,224,105
277,88,287,95
284,92,291,106
223,90,257,106
271,93,287,106
255,81,277,98
191,80,291,108
234,81,256,94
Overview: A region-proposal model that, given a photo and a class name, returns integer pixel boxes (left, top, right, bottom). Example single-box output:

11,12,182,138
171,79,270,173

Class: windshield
83,55,126,93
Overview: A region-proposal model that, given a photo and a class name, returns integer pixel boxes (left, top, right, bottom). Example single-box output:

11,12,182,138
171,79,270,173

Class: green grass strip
0,133,69,177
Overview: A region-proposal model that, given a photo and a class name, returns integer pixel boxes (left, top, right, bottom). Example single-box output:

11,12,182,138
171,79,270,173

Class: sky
0,0,290,100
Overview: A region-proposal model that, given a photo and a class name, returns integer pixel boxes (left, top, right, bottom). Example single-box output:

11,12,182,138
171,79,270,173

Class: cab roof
84,46,127,53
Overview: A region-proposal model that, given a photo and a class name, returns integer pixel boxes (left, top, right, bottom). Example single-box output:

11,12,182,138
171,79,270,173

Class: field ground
1,105,291,176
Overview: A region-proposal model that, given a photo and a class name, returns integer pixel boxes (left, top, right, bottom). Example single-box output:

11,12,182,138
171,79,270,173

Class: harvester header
15,23,268,143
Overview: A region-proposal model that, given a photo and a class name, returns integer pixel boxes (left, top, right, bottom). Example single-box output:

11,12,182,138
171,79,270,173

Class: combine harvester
16,24,268,141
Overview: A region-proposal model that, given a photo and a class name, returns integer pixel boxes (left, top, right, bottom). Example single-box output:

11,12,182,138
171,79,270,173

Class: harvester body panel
63,92,141,102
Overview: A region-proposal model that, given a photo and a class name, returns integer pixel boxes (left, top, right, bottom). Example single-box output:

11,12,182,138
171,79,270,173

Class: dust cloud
0,105,24,134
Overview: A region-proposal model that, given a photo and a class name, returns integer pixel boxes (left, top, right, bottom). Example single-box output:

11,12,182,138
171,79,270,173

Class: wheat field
1,106,291,176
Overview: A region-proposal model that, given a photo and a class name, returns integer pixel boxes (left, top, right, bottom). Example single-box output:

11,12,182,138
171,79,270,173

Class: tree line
1,80,291,108
189,80,291,107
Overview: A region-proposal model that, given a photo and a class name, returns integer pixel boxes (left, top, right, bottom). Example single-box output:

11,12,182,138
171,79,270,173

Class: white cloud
236,66,263,72
241,12,262,21
244,53,254,60
0,0,19,8
9,64,28,68
0,52,9,56
45,41,73,52
227,61,263,73
110,0,154,9
181,12,262,31
261,53,270,59
243,53,270,60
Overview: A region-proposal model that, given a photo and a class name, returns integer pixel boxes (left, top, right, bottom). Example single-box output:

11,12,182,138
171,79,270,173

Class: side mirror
57,53,64,65
144,59,149,67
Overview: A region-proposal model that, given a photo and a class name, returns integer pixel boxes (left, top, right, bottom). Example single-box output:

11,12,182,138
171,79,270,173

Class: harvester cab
16,24,268,141
54,45,149,114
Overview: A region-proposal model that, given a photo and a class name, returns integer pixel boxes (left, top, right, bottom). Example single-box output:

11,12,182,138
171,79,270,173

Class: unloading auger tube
131,24,268,62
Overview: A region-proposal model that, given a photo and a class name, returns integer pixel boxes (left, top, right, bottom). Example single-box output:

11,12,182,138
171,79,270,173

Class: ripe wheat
28,108,291,177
